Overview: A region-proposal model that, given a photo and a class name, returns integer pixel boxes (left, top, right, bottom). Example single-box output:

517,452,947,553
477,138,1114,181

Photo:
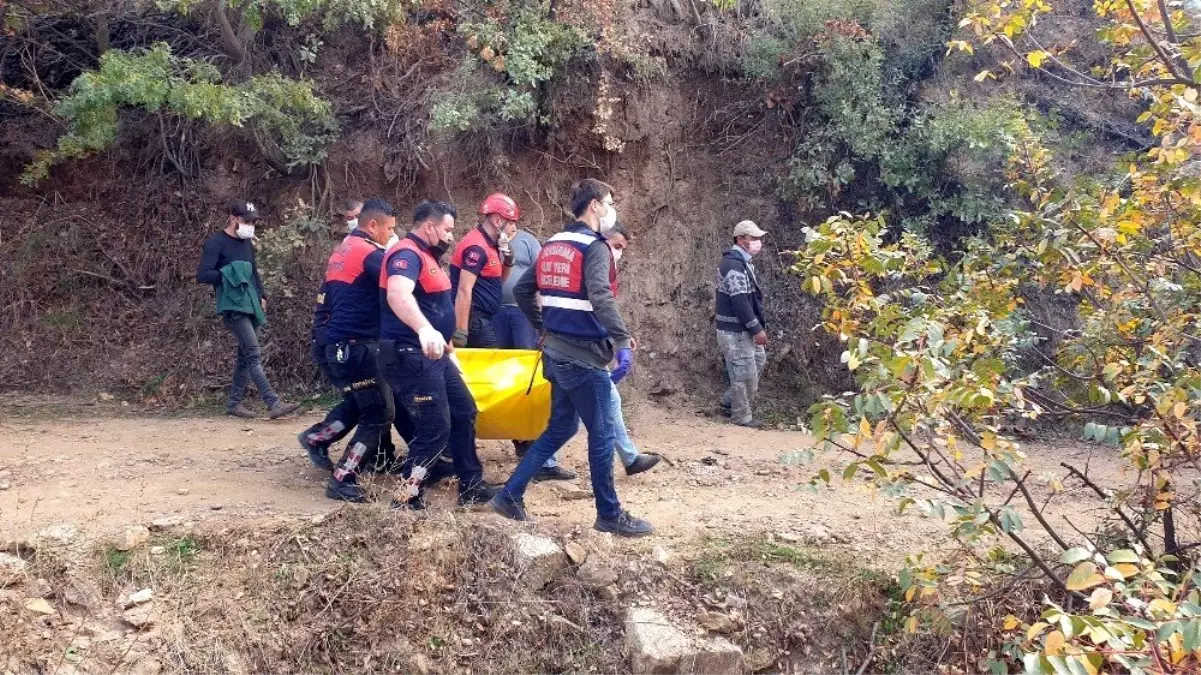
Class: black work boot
325,477,367,503
513,440,533,458
595,510,654,537
298,431,334,471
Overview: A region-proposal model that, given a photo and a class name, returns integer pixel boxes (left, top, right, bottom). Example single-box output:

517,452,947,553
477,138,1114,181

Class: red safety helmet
479,193,520,222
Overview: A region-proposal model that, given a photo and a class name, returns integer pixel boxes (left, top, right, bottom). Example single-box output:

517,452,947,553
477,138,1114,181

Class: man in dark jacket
715,220,768,429
196,200,300,420
489,179,653,537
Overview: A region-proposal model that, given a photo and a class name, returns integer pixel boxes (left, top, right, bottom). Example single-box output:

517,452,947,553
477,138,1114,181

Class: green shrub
23,43,338,184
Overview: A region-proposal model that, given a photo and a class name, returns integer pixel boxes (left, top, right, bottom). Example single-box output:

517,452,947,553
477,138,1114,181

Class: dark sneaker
325,478,367,503
533,465,577,482
226,404,256,419
459,482,501,507
268,402,302,420
595,510,654,537
513,440,533,458
624,453,661,476
735,418,765,430
489,494,534,522
298,432,334,471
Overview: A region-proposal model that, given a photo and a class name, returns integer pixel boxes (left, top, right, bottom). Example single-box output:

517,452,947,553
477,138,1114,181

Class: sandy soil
0,402,1133,562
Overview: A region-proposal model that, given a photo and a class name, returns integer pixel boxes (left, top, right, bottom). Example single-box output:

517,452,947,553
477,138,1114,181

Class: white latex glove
497,230,512,258
417,326,447,360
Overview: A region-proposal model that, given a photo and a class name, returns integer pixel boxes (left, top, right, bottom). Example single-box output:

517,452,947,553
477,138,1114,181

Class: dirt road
0,403,1127,561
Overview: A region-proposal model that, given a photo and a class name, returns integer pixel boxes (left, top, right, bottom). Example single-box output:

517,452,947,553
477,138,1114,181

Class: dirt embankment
0,55,837,418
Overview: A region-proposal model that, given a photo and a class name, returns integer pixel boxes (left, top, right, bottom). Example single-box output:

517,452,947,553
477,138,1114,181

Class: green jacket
215,261,266,328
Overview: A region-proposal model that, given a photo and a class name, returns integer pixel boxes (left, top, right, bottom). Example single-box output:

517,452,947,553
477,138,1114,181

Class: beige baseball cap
732,220,767,238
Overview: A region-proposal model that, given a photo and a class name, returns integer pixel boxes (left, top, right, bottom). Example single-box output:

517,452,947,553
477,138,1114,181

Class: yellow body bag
452,348,550,441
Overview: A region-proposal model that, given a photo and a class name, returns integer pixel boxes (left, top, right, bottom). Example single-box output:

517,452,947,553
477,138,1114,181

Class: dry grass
0,510,907,675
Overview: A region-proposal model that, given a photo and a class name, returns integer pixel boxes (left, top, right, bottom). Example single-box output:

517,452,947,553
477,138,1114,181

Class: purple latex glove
610,347,634,383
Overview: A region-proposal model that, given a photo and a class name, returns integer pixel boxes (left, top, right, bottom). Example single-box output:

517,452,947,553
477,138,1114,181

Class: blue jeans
494,305,539,349
501,355,621,519
610,382,639,467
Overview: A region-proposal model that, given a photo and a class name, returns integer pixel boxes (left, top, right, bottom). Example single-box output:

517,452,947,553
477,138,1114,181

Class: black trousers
383,349,484,491
324,342,393,482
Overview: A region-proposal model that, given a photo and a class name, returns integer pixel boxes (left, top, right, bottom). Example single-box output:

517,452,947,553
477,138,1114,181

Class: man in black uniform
380,201,498,509
196,200,300,420
319,198,398,502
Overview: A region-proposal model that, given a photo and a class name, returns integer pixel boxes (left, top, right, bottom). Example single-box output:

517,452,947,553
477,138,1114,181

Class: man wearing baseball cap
196,200,300,420
715,219,768,429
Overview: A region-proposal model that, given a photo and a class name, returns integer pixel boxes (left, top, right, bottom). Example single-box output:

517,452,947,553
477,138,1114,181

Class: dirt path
0,404,1131,563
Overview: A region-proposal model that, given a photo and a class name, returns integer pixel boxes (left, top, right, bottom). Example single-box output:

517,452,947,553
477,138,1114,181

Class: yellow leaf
1027,621,1049,642
859,416,872,439
905,616,918,633
1027,50,1049,68
1045,630,1066,656
904,586,916,602
1088,587,1112,611
1150,598,1178,617
1003,615,1020,630
1175,401,1188,418
1066,561,1106,591
1110,563,1139,579
974,69,994,82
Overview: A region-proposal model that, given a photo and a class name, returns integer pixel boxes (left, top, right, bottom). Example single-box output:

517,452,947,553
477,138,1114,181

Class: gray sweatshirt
514,223,632,370
502,230,541,306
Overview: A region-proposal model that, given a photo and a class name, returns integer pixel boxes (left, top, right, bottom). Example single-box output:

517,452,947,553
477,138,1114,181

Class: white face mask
385,233,400,249
236,223,256,240
346,218,358,232
746,239,763,255
598,202,617,233
611,247,623,263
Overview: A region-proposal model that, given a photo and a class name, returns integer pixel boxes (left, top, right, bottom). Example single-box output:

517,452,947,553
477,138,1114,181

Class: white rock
652,546,672,566
577,558,618,590
115,526,150,552
149,517,182,532
31,523,79,548
510,533,568,590
0,552,27,586
122,602,156,629
626,607,744,675
122,588,154,608
564,541,588,565
24,597,55,615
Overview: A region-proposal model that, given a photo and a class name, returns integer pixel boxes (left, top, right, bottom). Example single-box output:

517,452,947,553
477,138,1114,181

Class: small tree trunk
212,0,248,65
95,14,111,55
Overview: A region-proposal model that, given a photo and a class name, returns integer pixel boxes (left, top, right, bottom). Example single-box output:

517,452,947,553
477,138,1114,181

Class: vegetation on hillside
797,0,1201,671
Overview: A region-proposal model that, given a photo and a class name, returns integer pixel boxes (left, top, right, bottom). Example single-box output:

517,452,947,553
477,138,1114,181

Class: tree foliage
21,42,338,184
796,0,1201,671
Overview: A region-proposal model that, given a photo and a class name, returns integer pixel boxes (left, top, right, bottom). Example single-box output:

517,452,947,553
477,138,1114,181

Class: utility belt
328,338,377,364
329,339,381,394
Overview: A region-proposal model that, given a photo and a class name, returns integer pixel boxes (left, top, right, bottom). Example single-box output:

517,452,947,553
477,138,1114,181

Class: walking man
715,220,768,429
489,179,653,537
319,198,399,502
380,200,498,509
196,200,299,420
